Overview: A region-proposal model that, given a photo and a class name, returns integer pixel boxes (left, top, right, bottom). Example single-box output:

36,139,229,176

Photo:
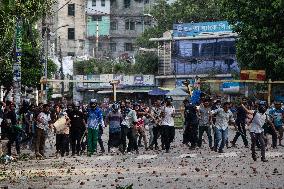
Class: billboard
240,70,266,81
173,21,232,37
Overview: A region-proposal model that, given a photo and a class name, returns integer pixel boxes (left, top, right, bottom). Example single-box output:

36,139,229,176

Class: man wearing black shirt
231,98,249,147
68,102,86,156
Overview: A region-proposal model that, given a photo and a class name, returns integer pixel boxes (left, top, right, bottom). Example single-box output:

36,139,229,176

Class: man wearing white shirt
160,96,176,153
211,102,234,153
241,102,275,162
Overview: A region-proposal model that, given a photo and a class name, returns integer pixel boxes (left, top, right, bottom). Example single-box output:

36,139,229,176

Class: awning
166,87,189,96
148,87,171,96
97,89,150,94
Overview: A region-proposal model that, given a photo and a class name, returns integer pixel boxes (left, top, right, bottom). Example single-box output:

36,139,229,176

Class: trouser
184,123,198,148
276,126,284,143
98,128,105,152
87,128,98,155
134,126,147,149
7,129,21,156
150,126,161,147
108,132,121,148
215,128,228,151
35,127,46,156
148,125,154,145
232,122,248,146
161,125,175,151
56,133,69,156
121,125,138,153
264,125,277,148
198,125,213,148
250,132,266,159
70,129,83,155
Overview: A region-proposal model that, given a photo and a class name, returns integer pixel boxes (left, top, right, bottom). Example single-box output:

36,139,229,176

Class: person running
160,96,176,153
105,102,122,153
198,98,213,149
231,98,249,148
241,101,272,162
86,99,105,156
68,102,86,156
120,100,139,154
35,104,52,159
269,101,284,147
211,102,235,153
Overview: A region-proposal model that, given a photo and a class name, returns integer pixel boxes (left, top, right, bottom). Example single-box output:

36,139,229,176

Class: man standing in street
198,98,213,149
183,99,199,150
68,102,86,156
149,100,162,150
160,96,176,153
105,102,122,153
120,100,138,154
269,101,284,147
87,99,105,156
35,104,51,159
211,102,235,153
231,98,249,148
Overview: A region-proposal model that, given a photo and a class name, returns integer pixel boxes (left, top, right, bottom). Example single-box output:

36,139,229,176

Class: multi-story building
86,0,111,58
109,0,154,59
50,0,87,57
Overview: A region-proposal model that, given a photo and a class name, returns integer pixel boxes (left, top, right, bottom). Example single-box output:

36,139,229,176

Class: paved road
0,129,284,189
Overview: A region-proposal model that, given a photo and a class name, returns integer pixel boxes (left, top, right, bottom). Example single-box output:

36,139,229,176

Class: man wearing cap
87,99,105,156
269,101,284,147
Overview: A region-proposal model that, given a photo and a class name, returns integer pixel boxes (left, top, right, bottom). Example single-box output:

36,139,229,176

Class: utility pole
13,17,23,110
58,36,64,98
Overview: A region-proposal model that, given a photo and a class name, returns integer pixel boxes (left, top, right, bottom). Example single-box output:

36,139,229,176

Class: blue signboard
173,21,232,37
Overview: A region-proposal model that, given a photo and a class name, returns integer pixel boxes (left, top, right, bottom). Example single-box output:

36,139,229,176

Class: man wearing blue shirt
269,101,284,147
87,99,105,156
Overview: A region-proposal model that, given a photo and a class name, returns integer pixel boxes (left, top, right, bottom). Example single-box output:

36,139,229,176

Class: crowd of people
0,96,283,163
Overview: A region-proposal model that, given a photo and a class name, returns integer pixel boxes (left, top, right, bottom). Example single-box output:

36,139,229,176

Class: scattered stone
195,168,201,172
80,181,85,185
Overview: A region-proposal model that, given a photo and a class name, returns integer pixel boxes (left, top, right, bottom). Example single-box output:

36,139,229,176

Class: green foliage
136,0,224,48
0,0,55,88
74,52,158,75
221,0,284,80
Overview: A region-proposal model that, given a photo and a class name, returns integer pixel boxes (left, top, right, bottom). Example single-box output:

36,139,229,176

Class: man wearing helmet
160,96,176,153
86,99,105,156
105,102,123,153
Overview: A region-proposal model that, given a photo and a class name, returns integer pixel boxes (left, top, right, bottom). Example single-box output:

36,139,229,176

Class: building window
92,0,96,6
125,20,135,30
92,15,102,21
124,0,130,8
68,28,75,40
110,43,116,52
110,21,117,30
67,52,75,57
124,43,133,51
68,4,75,16
101,0,105,7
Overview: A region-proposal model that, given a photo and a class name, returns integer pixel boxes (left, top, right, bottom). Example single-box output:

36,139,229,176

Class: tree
221,0,284,80
0,0,55,92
